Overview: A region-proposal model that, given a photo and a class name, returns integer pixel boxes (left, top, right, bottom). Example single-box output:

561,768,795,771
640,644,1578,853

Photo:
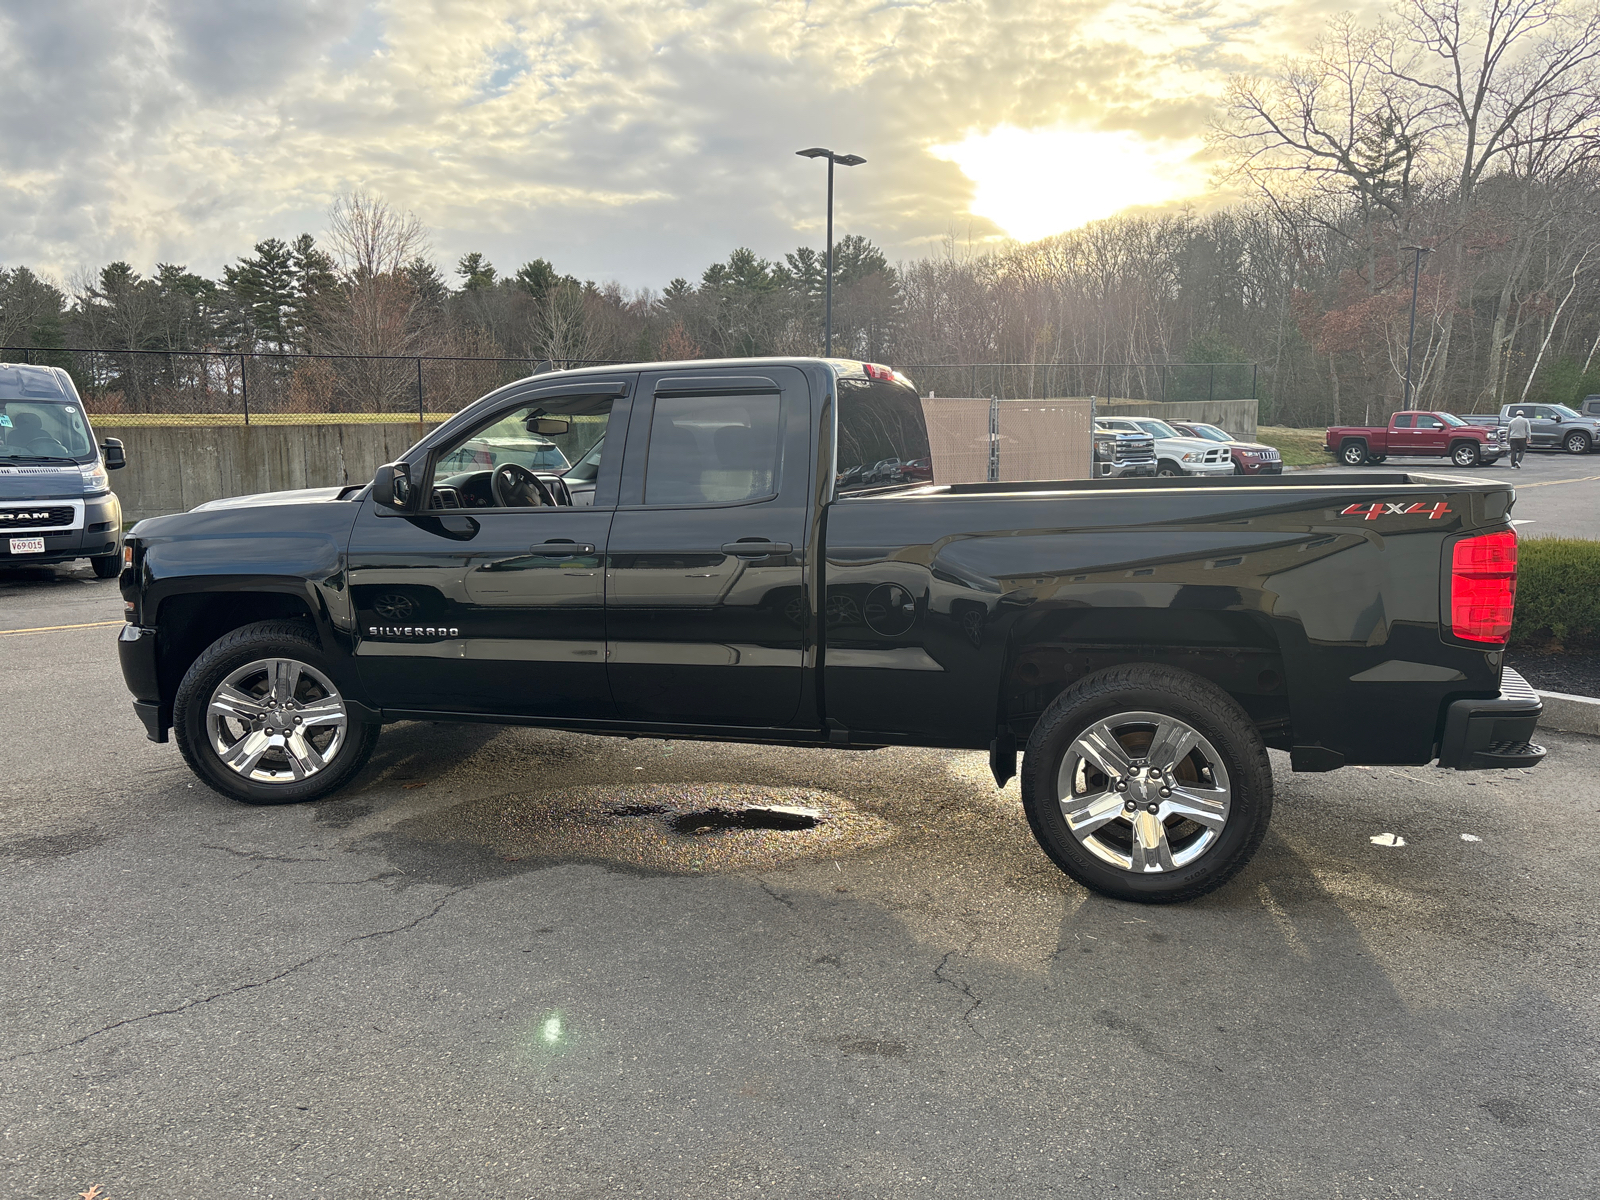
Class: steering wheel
490,462,557,508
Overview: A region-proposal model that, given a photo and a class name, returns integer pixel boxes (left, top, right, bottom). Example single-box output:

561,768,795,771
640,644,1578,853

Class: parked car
118,357,1543,904
1460,403,1600,455
1580,395,1600,418
1168,420,1282,475
434,431,571,475
0,362,128,577
1095,416,1235,477
1326,411,1506,467
1091,427,1157,477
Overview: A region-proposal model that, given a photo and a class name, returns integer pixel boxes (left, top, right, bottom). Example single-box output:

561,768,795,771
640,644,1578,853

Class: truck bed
823,468,1515,769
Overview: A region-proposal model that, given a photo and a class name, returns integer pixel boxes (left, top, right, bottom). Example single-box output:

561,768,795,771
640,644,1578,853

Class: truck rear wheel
173,620,381,805
1339,441,1368,466
1020,665,1272,903
1450,442,1481,467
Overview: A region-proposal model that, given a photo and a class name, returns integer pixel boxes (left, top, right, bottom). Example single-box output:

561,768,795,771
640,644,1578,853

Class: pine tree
456,252,498,291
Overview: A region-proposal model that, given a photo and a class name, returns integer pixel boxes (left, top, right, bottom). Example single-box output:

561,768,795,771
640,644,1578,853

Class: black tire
173,619,380,805
1565,431,1591,454
1232,462,1244,475
1371,455,1388,463
1450,441,1480,468
90,553,121,579
1339,441,1368,466
1156,462,1183,477
1020,665,1273,904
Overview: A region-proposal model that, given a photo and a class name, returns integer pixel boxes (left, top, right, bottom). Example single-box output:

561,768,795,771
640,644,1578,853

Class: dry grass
1255,425,1331,466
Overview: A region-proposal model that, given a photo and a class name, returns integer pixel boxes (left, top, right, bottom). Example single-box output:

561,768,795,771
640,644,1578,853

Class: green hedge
1510,538,1600,652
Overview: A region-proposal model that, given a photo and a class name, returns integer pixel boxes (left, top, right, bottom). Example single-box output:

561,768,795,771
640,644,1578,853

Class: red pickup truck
1326,411,1507,468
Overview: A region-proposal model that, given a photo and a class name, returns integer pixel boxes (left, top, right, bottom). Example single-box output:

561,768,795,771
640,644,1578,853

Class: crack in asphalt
933,949,984,1024
4,889,462,1062
201,844,331,864
758,880,796,910
295,870,408,887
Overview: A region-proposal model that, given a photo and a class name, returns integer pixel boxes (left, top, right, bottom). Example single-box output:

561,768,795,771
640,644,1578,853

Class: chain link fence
2,348,1260,424
1,347,619,425
904,362,1259,404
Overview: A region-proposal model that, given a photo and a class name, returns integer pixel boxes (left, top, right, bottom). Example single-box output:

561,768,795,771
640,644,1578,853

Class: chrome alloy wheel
206,658,349,784
1056,711,1231,873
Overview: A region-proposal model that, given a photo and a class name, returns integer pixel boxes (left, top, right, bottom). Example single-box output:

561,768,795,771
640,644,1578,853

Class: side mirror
100,438,126,470
526,416,570,436
372,462,413,510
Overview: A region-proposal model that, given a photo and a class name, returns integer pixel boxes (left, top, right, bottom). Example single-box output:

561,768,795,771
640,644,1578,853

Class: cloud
0,0,1337,289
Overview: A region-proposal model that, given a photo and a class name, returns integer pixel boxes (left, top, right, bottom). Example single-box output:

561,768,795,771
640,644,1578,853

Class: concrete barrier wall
1097,399,1259,441
97,420,436,522
106,396,1105,524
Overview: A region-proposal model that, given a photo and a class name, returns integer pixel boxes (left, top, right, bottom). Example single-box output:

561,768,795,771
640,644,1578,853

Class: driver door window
428,396,616,510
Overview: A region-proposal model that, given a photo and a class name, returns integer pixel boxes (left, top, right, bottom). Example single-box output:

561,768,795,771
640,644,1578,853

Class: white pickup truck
1094,416,1236,477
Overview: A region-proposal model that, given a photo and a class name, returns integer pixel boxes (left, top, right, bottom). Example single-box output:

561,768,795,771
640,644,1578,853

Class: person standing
1508,409,1532,468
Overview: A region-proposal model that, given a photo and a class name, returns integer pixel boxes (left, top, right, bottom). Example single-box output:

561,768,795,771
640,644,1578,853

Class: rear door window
643,395,782,506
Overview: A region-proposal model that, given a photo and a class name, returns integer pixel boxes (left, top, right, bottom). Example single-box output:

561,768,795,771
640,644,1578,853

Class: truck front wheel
1451,442,1481,467
1020,665,1272,903
1339,441,1368,466
173,620,381,805
1565,430,1591,454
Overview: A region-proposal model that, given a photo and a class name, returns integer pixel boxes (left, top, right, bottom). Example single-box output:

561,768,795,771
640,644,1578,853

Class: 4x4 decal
1340,501,1453,520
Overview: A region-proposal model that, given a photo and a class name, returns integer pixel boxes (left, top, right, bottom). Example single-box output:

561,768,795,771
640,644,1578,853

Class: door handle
721,540,793,558
531,539,595,556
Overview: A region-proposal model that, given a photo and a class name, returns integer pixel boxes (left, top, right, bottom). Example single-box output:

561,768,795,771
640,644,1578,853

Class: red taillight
1450,530,1518,643
863,362,895,381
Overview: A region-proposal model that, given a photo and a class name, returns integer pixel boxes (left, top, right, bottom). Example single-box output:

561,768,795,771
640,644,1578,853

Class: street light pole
796,147,866,357
1402,245,1431,409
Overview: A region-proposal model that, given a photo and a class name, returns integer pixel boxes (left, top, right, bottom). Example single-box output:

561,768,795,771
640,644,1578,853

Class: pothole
668,805,821,835
394,782,891,874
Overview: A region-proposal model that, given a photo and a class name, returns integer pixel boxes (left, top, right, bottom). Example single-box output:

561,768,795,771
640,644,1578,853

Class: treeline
7,1,1600,426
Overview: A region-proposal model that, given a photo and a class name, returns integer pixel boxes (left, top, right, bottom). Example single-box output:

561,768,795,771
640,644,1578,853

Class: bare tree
315,192,433,412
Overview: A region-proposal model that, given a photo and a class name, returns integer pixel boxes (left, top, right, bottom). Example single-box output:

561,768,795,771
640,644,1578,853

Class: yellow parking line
0,619,123,636
1515,472,1600,488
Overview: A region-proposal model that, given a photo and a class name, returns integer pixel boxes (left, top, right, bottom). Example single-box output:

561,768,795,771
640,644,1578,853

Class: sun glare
931,126,1208,242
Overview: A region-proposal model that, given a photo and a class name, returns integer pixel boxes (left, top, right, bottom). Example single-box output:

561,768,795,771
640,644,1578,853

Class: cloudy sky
0,0,1366,290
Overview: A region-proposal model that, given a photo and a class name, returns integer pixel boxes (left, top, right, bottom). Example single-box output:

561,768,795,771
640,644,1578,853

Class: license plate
9,537,45,554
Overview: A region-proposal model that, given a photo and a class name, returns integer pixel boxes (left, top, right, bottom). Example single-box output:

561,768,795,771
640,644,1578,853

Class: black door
604,366,814,727
347,379,634,719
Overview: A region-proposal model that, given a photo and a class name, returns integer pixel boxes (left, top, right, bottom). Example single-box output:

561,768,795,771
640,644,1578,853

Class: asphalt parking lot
1312,447,1600,538
3,565,1599,1200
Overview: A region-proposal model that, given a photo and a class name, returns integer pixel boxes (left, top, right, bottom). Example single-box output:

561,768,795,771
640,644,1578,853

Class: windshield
1552,405,1582,419
1437,412,1467,427
1185,424,1232,442
1134,419,1181,439
435,414,574,475
0,399,96,461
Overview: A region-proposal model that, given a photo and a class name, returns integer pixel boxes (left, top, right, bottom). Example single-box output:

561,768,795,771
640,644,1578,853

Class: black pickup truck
118,358,1543,902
